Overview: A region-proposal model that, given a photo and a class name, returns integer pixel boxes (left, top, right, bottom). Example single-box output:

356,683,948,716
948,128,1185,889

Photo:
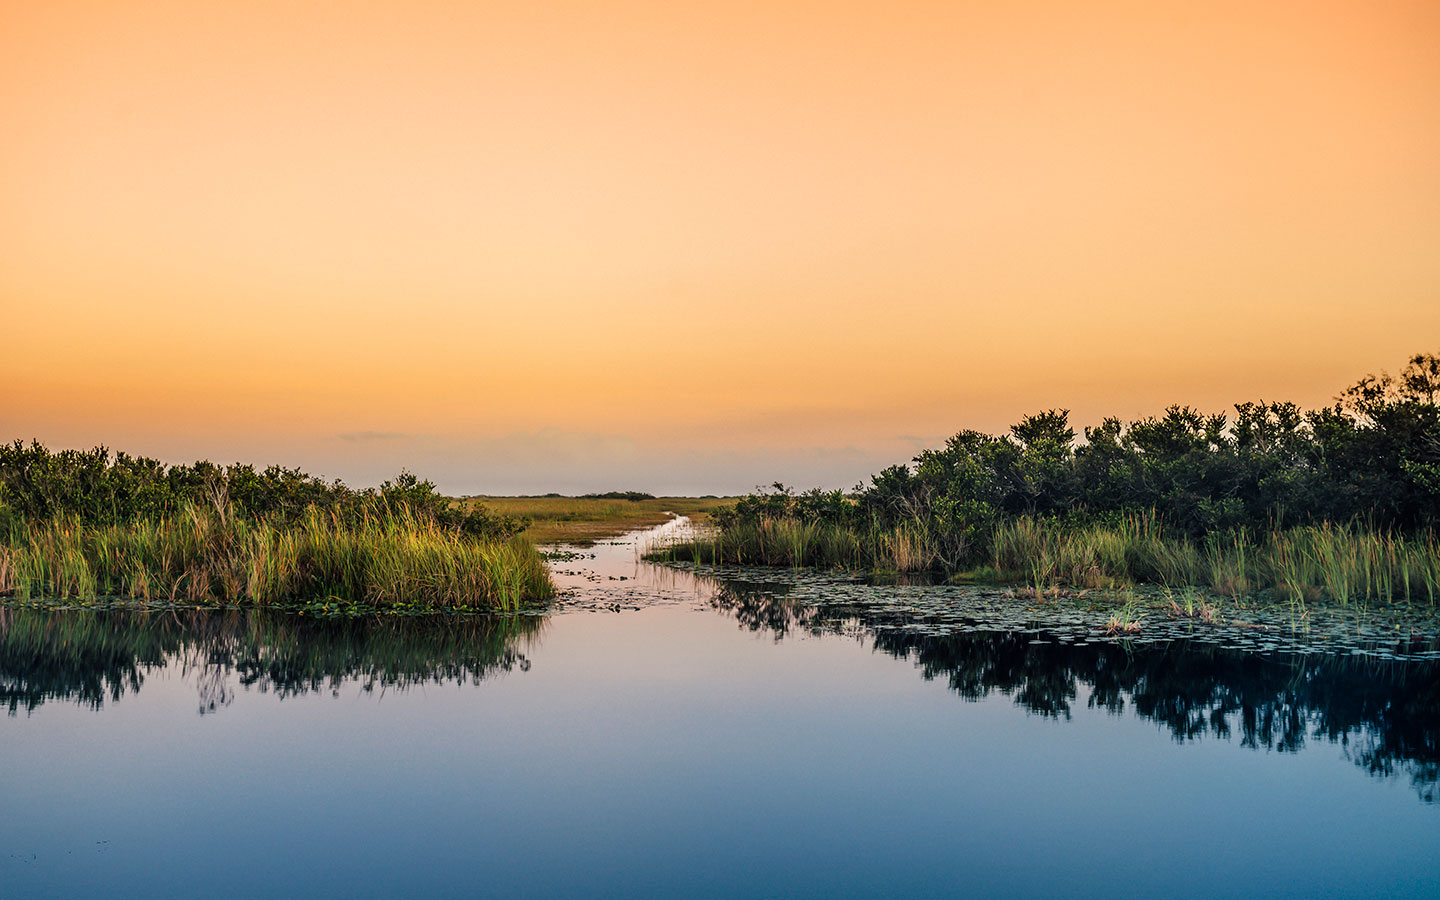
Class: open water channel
3,518,1438,898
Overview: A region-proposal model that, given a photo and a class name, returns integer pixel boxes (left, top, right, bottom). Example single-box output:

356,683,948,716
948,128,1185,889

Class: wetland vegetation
7,351,1438,617
462,494,734,544
10,502,1437,900
0,442,728,611
5,580,1435,803
0,443,549,611
655,351,1440,609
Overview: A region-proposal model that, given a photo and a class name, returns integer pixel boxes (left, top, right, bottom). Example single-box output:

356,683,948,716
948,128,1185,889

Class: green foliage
0,442,528,541
687,350,1440,593
993,516,1440,606
712,484,859,531
0,502,552,611
0,446,543,609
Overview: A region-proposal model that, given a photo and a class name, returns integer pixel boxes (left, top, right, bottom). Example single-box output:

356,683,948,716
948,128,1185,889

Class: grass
0,502,552,612
0,488,738,612
462,495,736,545
998,515,1440,606
1167,587,1218,623
653,516,1009,575
651,512,1440,608
1104,605,1145,635
649,518,875,569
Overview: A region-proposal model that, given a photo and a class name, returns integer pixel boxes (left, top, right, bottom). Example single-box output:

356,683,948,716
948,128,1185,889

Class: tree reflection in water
0,606,543,716
710,582,1440,803
5,588,1436,803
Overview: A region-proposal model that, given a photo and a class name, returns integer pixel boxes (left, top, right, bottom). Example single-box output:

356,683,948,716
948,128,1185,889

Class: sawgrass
462,495,736,545
0,502,552,612
652,511,1440,606
987,515,1440,605
648,518,942,573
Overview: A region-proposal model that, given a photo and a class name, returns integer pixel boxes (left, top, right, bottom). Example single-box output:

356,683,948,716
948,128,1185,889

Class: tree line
718,351,1440,563
0,443,529,541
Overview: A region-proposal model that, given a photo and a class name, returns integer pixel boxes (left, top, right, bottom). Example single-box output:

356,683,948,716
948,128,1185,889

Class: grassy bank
650,515,1440,606
992,515,1440,604
462,495,735,544
1,503,552,612
652,350,1440,608
0,442,555,611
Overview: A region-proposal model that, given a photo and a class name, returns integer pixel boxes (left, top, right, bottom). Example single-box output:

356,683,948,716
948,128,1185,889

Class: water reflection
4,549,1438,806
711,583,1440,802
546,514,718,605
0,606,543,716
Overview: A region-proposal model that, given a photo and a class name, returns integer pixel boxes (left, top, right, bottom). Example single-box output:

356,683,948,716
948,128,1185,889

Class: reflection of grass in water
467,496,736,545
229,610,543,696
0,503,552,611
0,605,545,714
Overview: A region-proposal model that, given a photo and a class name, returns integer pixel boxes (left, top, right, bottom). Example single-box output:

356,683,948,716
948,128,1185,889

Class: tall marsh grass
653,512,1440,606
651,518,939,573
992,514,1439,605
470,494,736,544
0,503,552,611
994,513,1205,590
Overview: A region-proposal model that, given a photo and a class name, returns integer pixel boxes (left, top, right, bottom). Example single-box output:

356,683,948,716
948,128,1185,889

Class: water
4,520,1438,899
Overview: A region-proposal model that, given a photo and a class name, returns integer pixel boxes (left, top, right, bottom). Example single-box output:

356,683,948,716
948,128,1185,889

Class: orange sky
4,1,1438,493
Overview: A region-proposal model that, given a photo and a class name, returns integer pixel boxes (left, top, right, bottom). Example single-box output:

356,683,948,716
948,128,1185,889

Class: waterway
3,519,1437,899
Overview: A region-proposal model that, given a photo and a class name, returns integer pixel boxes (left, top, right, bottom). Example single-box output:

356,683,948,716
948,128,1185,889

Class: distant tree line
717,351,1440,561
0,443,528,541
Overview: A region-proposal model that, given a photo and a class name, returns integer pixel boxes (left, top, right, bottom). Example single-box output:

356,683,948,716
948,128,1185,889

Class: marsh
4,520,1437,900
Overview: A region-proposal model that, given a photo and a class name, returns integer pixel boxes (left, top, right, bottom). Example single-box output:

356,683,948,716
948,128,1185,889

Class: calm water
3,521,1438,899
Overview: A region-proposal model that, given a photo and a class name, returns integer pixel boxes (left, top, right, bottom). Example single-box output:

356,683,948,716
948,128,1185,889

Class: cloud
337,431,411,443
896,433,946,450
465,428,639,466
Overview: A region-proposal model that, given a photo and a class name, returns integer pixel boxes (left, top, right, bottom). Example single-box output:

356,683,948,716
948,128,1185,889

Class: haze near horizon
5,1,1438,494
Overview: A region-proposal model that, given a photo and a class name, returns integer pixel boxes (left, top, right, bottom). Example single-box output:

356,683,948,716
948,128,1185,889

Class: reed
465,495,736,544
1206,530,1251,597
0,502,552,611
990,516,1440,605
648,518,929,572
654,511,1440,607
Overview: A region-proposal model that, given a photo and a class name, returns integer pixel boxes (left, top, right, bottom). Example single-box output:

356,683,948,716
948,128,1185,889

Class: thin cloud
337,431,410,443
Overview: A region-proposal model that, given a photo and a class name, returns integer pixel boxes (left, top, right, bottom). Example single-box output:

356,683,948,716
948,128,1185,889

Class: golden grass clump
653,509,1440,608
1,503,552,612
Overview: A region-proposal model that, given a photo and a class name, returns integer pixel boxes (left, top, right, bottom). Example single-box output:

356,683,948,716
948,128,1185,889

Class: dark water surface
4,521,1438,899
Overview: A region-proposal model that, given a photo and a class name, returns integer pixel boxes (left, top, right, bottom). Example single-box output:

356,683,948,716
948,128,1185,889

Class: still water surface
3,520,1437,899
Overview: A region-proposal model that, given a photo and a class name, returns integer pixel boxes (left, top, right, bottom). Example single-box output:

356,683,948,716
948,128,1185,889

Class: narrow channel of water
3,518,1437,899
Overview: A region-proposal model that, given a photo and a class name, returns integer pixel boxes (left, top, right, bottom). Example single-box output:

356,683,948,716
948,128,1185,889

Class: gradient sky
5,1,1438,494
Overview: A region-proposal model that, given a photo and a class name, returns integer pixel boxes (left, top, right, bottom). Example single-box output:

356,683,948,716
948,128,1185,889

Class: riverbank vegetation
0,445,550,610
654,351,1440,606
465,494,735,544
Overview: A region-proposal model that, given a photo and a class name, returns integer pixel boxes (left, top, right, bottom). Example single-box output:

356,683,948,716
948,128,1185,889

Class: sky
4,1,1438,494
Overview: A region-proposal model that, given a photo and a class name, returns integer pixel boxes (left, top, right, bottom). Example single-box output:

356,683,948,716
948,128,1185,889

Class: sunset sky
4,1,1438,494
